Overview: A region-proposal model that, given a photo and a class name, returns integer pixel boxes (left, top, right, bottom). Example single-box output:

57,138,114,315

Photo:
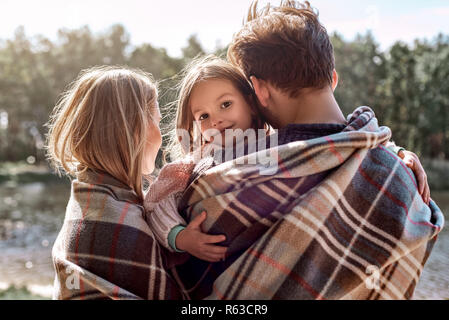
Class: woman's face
142,103,162,175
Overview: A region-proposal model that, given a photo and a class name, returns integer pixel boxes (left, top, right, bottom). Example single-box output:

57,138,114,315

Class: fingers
424,183,431,205
198,240,227,260
186,212,228,262
200,241,227,260
195,244,228,262
412,155,426,196
188,211,207,229
203,244,227,263
203,244,228,255
202,233,226,244
403,151,431,204
404,157,414,168
416,168,426,196
421,173,430,205
200,253,225,262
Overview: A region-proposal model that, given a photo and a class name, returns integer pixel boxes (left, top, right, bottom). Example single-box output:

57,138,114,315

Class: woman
46,66,183,299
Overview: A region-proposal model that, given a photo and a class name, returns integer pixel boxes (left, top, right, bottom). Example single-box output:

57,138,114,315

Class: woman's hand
398,150,431,205
175,211,228,262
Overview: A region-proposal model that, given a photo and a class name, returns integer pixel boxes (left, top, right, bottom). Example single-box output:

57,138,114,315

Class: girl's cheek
198,121,209,134
201,130,211,141
194,121,208,141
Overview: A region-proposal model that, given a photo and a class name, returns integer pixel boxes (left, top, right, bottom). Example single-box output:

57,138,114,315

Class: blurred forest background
2,24,449,189
0,24,448,300
1,24,449,169
1,24,449,158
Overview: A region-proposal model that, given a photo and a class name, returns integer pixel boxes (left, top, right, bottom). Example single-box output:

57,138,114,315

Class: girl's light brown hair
45,66,158,201
167,55,268,160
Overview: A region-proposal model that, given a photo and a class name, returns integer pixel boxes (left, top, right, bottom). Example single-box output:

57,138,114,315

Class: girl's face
189,79,254,144
142,104,162,174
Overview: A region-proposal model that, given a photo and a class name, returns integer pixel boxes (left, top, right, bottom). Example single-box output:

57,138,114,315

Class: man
171,0,443,299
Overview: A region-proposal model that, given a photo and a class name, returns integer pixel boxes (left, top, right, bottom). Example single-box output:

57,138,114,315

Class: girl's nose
211,118,223,127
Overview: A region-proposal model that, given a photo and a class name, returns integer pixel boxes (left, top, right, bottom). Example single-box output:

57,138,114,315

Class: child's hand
398,150,430,205
175,211,228,262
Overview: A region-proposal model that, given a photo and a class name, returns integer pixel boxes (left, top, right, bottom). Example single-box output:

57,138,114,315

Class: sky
1,0,448,57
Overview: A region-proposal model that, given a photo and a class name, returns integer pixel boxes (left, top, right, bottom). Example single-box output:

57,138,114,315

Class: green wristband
168,225,186,253
391,145,405,156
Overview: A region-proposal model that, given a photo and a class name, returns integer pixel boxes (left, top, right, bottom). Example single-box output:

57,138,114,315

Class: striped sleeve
145,193,187,251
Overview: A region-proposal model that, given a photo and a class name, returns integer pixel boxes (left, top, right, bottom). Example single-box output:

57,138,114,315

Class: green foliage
332,32,449,159
333,32,386,116
0,24,187,162
129,44,181,79
0,286,50,300
0,25,448,163
181,34,206,61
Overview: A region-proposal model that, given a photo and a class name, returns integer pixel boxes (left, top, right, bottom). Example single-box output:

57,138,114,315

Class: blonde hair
45,66,158,200
167,55,268,161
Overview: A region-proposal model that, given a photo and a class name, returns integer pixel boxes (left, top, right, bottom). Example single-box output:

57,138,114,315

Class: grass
0,161,69,185
0,286,50,300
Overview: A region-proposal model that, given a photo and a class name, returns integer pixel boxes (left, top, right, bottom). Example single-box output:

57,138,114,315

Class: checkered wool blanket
171,107,444,300
52,169,187,300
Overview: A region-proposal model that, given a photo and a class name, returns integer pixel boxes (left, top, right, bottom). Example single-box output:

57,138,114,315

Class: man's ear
250,76,270,107
332,69,339,92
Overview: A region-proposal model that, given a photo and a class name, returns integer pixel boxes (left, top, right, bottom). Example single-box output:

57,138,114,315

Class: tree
332,32,386,117
414,34,449,158
181,34,205,62
129,44,181,79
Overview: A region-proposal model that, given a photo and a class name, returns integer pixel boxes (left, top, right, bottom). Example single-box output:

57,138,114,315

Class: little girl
144,56,268,262
144,55,431,265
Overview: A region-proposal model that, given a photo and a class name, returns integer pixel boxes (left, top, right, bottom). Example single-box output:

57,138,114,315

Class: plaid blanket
171,107,444,300
52,169,186,300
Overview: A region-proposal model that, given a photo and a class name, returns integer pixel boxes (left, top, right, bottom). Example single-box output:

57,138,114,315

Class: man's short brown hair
228,0,335,97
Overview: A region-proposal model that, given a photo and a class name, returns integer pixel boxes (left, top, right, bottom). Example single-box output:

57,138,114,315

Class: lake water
0,180,448,299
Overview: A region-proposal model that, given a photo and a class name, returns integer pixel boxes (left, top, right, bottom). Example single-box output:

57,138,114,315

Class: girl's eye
198,113,209,121
221,101,232,109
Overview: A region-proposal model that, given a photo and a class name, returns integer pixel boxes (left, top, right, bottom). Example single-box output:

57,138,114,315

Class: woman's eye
221,101,232,109
198,114,209,121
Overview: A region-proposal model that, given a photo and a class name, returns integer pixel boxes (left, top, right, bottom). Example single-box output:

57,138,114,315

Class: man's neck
273,87,347,128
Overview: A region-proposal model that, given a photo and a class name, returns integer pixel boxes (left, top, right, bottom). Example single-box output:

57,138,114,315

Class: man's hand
398,150,430,205
176,211,228,262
